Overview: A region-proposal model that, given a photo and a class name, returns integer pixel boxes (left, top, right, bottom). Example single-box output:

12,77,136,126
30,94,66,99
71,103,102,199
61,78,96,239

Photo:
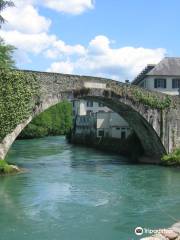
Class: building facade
132,57,180,95
73,100,131,140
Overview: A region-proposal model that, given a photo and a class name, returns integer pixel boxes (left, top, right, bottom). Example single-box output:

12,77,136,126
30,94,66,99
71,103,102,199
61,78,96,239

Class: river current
0,136,180,240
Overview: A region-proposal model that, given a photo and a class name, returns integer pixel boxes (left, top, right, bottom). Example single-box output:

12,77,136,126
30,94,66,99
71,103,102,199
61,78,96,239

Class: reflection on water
0,136,179,240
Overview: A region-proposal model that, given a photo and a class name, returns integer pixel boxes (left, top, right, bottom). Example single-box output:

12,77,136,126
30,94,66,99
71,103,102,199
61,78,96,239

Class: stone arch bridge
0,70,180,163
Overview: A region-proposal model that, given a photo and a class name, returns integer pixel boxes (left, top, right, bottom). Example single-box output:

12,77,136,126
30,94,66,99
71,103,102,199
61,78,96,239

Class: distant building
72,100,110,117
96,111,131,139
73,100,131,140
132,57,180,95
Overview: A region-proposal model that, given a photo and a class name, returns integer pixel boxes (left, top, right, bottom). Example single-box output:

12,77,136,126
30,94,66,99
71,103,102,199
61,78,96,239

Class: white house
73,100,131,140
72,100,110,116
132,57,180,95
96,112,131,139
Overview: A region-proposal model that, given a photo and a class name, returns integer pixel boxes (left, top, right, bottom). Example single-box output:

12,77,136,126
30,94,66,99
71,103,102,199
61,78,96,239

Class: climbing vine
103,85,172,110
0,69,39,141
131,88,171,109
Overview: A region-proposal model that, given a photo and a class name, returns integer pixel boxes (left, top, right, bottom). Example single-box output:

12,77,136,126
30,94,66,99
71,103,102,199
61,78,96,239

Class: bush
161,148,180,166
0,160,15,174
19,124,48,139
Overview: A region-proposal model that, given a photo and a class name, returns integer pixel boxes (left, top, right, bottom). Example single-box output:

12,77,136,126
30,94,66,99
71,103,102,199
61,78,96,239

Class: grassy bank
0,160,20,175
162,149,180,166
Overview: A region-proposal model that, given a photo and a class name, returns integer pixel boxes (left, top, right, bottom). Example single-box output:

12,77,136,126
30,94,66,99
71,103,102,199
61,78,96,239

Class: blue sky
1,0,180,81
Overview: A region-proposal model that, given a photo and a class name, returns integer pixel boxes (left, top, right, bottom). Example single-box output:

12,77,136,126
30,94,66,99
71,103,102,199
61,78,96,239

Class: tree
0,0,14,26
0,38,15,68
0,0,15,68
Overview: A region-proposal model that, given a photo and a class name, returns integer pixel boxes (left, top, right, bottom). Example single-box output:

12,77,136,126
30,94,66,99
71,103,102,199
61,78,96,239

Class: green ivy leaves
0,69,39,141
131,88,172,109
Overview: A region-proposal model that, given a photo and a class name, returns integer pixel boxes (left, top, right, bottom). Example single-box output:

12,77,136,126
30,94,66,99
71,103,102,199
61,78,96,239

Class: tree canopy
0,38,15,68
19,101,73,139
0,0,15,68
0,0,14,26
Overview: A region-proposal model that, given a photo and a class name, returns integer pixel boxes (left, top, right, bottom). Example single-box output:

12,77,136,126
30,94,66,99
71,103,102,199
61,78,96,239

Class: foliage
161,148,180,166
0,38,16,68
131,88,171,109
103,85,172,110
0,0,14,26
0,159,15,174
0,69,39,141
19,124,48,139
0,0,15,68
19,101,73,139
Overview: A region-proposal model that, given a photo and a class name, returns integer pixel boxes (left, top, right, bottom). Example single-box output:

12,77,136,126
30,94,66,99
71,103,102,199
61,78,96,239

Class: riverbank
0,160,21,176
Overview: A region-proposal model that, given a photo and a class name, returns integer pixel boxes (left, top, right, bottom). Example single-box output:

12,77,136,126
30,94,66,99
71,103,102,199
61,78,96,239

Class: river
0,136,180,240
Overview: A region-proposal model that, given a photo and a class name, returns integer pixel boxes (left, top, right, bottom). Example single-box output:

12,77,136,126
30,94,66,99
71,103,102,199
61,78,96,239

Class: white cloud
11,0,95,15
45,42,86,59
0,30,56,54
47,35,166,81
2,3,51,34
42,0,94,15
0,0,87,62
89,35,111,55
47,61,74,74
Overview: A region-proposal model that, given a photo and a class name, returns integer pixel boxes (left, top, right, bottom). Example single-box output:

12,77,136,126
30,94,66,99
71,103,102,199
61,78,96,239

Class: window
172,79,180,89
98,130,104,137
154,79,166,89
87,101,93,107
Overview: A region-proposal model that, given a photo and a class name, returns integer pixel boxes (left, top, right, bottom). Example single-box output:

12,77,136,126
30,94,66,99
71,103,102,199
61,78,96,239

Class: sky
1,0,180,81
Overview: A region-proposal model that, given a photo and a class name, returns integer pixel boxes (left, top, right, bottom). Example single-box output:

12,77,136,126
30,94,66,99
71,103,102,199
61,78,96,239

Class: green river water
0,136,180,240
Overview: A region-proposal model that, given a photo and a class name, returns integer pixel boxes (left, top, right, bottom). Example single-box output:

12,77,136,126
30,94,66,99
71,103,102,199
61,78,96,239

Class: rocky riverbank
141,222,180,240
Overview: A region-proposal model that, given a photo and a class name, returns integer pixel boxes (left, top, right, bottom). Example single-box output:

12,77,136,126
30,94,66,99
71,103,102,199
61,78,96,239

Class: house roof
147,57,180,76
132,57,180,85
132,64,155,85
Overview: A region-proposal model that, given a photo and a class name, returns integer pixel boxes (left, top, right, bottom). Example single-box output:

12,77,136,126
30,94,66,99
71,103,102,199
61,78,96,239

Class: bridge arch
0,70,179,163
79,95,166,163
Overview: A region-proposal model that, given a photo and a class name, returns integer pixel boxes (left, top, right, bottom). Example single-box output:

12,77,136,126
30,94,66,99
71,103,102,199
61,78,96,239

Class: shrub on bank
161,148,180,166
0,160,17,174
19,124,48,139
